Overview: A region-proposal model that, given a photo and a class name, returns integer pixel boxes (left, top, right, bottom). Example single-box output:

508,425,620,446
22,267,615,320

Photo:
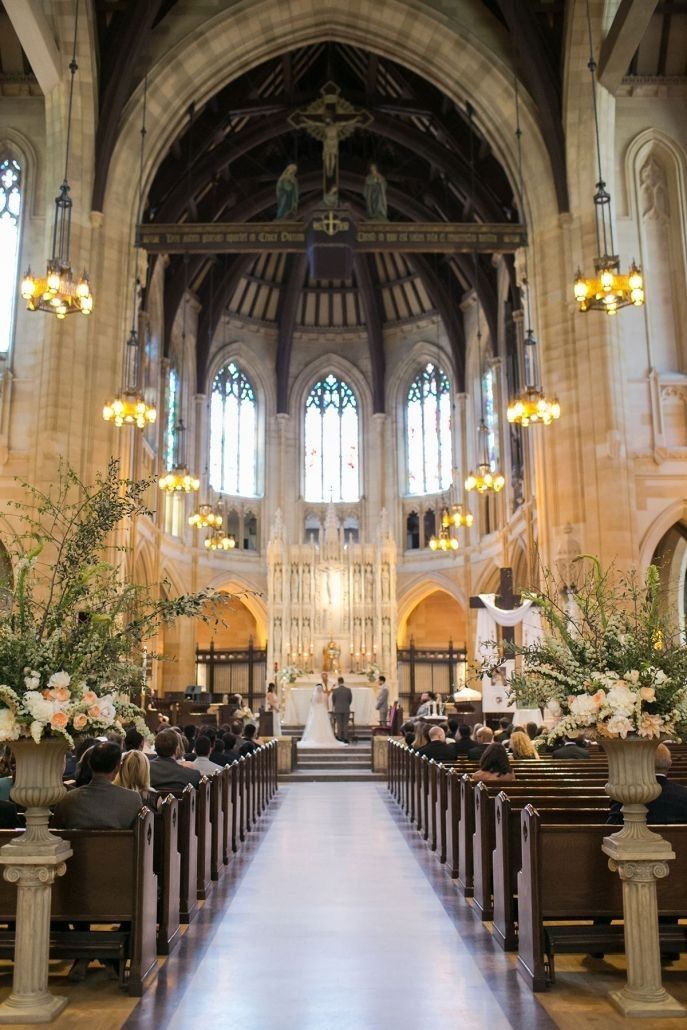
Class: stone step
298,761,370,769
281,769,385,782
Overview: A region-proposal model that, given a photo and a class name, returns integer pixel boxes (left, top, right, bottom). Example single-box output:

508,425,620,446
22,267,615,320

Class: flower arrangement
0,460,223,747
503,558,687,741
278,665,300,685
364,662,381,684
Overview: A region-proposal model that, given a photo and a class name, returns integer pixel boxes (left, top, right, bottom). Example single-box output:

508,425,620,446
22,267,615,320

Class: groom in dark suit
331,677,353,743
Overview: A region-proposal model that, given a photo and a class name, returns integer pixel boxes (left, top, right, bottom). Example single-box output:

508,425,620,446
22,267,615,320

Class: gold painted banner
136,221,527,254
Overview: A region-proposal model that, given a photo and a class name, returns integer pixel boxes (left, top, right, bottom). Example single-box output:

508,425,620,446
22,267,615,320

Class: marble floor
125,783,553,1030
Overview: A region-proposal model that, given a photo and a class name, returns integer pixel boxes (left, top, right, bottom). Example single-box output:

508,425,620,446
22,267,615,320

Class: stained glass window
0,158,22,354
304,375,359,502
406,362,452,495
165,368,178,469
209,361,258,496
482,365,500,470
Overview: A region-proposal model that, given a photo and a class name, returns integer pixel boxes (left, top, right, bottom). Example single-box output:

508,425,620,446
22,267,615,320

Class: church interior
0,0,686,1026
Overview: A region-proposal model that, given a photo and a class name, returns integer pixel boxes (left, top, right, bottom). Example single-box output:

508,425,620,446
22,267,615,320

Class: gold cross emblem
313,212,350,236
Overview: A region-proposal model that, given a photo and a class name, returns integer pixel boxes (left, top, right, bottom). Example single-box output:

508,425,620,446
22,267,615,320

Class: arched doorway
401,589,465,648
652,522,687,639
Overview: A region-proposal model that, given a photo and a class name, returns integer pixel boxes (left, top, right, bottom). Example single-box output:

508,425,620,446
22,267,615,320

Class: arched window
0,157,22,354
482,364,500,470
406,362,452,494
165,367,179,469
304,374,359,502
209,361,258,497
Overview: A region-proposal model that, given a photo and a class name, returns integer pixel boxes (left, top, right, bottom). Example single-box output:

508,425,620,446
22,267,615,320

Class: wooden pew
220,764,233,865
153,795,181,955
517,807,687,990
0,810,157,996
173,785,198,923
196,776,213,900
208,771,223,883
492,792,607,951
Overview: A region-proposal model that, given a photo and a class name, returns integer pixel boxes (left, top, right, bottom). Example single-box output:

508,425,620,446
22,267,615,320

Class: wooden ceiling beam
597,0,659,92
275,254,309,413
354,253,386,413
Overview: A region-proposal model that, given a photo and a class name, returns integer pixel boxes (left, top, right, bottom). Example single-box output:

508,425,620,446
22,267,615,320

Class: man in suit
149,728,202,789
417,726,459,762
375,675,389,725
608,744,687,824
468,726,494,761
493,718,512,742
52,742,142,829
551,736,590,759
331,676,353,743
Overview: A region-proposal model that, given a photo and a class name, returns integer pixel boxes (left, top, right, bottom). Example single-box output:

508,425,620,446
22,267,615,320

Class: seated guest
551,735,590,759
209,735,231,766
115,750,159,809
471,742,516,784
73,744,97,787
409,722,430,751
0,800,20,829
417,726,459,762
64,735,98,782
106,728,125,748
468,726,494,760
494,718,512,742
149,729,201,789
471,722,483,740
239,724,260,755
191,736,220,775
123,727,144,752
608,744,687,825
173,731,198,767
525,721,539,741
447,717,459,738
52,743,142,829
415,692,436,717
222,733,242,764
400,721,416,746
453,724,474,757
509,727,540,760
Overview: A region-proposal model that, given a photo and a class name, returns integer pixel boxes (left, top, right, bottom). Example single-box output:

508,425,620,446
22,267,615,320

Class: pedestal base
609,988,686,1019
0,991,68,1024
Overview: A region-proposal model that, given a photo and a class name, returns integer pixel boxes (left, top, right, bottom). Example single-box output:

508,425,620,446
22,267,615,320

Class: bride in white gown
297,684,345,748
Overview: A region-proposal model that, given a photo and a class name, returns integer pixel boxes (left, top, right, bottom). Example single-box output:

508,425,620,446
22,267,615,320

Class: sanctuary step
282,742,384,782
282,725,374,742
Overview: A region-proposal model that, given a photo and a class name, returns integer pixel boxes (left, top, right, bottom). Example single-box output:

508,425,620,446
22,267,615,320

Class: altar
284,676,378,726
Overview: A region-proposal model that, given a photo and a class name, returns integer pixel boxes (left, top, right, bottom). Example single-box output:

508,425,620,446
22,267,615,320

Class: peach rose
72,713,88,731
83,691,98,705
50,711,68,730
87,704,101,719
592,690,606,706
640,686,656,702
47,687,71,702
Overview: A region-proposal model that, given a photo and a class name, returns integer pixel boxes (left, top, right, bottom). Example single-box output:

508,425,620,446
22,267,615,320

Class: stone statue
276,163,299,219
364,163,388,220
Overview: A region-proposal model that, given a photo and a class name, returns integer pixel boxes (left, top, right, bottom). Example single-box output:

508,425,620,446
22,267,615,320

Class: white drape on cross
475,593,544,716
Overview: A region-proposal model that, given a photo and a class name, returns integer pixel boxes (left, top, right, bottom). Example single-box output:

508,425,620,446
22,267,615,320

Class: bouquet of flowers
278,665,300,685
0,460,223,747
503,558,687,741
364,662,381,683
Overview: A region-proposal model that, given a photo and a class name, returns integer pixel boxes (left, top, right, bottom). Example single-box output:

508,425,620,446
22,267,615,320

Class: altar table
284,685,377,725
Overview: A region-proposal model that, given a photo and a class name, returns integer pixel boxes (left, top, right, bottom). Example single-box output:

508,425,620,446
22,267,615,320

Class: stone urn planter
601,735,685,1018
0,737,73,1024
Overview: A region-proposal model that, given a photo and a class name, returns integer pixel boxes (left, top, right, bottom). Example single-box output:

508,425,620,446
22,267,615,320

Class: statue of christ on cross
289,82,373,206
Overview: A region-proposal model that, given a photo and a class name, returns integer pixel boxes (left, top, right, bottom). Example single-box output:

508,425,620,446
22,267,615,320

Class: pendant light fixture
103,75,157,429
572,0,644,315
21,0,93,318
463,104,505,495
506,72,560,428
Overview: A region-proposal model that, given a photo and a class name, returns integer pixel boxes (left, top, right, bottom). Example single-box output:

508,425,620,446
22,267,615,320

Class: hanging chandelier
448,503,473,529
189,502,223,530
204,527,236,551
103,76,155,430
507,73,560,429
429,508,459,551
20,1,93,319
573,1,644,316
159,419,200,493
465,420,506,494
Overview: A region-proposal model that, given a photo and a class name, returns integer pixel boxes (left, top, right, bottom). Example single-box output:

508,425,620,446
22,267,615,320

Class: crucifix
469,566,520,654
288,82,373,206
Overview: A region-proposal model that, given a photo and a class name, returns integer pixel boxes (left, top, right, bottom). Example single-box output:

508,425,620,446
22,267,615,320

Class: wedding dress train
297,685,345,748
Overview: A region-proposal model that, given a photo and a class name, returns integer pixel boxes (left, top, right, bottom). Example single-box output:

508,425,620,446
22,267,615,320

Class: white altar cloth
284,684,377,725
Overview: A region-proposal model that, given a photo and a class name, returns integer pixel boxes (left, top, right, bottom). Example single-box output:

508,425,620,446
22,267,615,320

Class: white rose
605,714,634,738
605,684,639,717
30,720,44,744
545,699,562,718
626,670,641,685
22,691,56,725
0,709,20,741
47,671,71,691
23,673,40,691
569,694,598,722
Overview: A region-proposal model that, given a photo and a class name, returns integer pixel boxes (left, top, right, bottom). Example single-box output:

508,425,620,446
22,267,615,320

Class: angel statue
276,163,299,219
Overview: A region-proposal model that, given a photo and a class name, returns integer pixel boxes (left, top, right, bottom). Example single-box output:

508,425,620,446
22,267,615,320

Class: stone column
0,854,70,1023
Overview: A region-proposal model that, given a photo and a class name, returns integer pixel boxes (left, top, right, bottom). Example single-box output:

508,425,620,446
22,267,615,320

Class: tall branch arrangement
0,460,224,745
504,558,687,741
